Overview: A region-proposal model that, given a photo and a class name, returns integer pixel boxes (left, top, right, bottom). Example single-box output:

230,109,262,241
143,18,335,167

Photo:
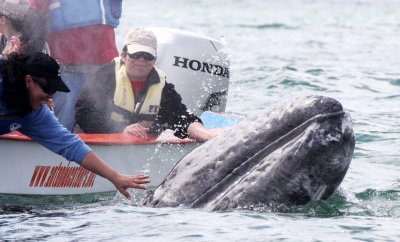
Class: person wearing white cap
0,0,46,56
76,28,216,141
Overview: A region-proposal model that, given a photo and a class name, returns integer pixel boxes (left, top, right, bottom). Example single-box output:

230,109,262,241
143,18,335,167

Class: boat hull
0,111,238,196
0,134,200,195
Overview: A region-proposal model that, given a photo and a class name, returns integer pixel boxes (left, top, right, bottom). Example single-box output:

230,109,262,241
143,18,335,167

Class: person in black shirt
75,28,216,141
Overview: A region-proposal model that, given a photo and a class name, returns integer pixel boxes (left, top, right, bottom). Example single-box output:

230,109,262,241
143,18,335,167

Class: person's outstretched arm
158,83,218,141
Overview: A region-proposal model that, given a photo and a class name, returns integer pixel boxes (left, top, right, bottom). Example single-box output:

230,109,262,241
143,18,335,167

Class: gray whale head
144,95,355,211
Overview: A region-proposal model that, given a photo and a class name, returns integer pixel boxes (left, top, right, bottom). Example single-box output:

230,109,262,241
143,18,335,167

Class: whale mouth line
190,110,346,208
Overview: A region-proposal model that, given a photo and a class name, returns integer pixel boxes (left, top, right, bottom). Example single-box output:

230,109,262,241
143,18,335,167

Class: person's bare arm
187,122,217,141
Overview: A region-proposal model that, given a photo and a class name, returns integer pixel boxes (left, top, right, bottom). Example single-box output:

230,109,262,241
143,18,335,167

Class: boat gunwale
0,131,198,146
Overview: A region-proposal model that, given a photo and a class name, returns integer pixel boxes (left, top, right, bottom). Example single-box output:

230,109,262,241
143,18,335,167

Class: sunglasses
128,52,155,61
32,77,56,95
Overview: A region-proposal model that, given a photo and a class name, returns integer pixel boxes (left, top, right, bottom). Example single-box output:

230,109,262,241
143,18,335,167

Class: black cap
25,53,70,93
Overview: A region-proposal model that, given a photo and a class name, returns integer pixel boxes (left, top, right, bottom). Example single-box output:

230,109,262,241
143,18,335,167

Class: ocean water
2,0,400,241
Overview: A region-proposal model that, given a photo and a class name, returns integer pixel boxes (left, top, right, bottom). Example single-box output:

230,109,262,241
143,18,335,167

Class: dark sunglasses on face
128,52,155,61
32,77,56,95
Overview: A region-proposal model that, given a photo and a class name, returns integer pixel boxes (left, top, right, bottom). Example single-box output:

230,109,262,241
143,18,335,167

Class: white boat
0,111,239,196
0,129,201,196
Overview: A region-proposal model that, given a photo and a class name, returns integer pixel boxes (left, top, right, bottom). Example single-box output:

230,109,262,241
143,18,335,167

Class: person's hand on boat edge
81,151,151,199
187,122,218,141
123,123,150,139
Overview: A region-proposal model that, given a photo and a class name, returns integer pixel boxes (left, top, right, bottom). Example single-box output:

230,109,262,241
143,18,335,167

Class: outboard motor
150,27,230,115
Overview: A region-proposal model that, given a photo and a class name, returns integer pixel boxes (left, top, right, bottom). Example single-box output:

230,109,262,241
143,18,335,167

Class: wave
237,23,297,30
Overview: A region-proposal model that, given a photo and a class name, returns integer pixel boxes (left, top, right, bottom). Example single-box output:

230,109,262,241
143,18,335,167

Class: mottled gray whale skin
144,95,355,211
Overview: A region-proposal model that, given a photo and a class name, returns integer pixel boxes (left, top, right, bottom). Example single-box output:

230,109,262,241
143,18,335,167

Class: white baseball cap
124,28,157,57
0,0,30,21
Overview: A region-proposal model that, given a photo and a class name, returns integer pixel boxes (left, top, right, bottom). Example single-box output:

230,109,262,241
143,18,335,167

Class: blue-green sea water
2,0,400,241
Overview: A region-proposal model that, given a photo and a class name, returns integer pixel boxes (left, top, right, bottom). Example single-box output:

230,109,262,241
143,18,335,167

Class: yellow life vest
112,57,166,128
